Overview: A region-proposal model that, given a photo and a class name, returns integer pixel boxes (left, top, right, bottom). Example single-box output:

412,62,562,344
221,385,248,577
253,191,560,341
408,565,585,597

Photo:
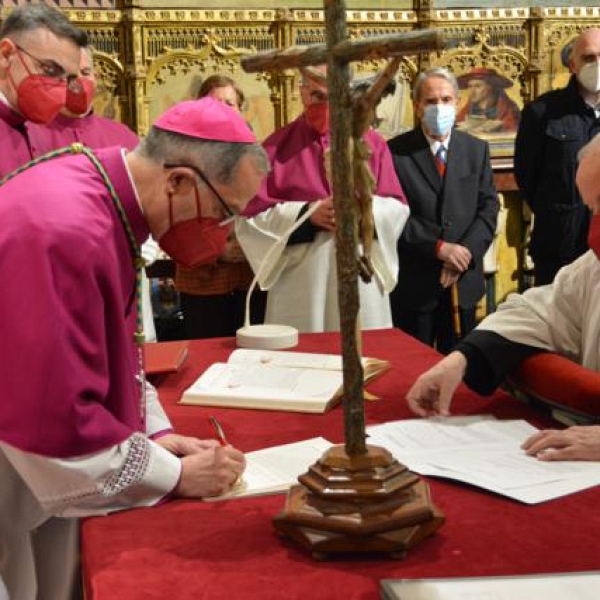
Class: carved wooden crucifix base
273,444,444,559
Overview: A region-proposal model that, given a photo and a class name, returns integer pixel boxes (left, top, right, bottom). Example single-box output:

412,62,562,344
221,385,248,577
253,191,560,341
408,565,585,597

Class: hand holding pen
175,419,246,498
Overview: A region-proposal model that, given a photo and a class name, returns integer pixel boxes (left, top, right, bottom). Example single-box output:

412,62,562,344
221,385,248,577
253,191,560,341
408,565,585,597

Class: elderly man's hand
175,444,246,498
522,425,600,461
440,266,460,288
309,197,336,231
405,351,467,417
437,242,471,273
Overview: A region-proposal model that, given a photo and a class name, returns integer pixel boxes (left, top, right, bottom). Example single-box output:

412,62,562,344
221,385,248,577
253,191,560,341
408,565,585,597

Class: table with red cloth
81,329,600,600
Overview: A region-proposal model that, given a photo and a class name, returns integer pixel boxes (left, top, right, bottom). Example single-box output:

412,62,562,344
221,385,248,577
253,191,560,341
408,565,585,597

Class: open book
179,349,390,413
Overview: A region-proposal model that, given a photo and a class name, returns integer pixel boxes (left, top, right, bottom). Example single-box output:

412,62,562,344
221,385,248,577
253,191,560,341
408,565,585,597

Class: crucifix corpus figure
242,3,447,558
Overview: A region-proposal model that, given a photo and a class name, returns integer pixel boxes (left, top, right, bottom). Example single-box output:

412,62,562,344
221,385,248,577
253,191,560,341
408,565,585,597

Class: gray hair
136,127,269,185
300,65,327,87
412,67,459,102
0,4,87,46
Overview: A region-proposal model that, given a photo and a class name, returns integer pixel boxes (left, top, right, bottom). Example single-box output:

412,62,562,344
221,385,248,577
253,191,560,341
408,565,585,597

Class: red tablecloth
81,329,600,600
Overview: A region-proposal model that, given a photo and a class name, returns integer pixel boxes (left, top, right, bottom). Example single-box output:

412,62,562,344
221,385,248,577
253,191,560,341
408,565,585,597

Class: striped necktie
435,145,447,178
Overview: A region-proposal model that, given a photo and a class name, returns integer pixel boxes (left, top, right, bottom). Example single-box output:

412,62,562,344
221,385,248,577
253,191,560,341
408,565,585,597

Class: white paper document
380,572,600,600
366,416,600,504
205,436,332,502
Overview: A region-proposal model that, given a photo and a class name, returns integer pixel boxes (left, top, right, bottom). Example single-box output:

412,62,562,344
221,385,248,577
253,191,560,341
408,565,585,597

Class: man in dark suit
388,67,499,354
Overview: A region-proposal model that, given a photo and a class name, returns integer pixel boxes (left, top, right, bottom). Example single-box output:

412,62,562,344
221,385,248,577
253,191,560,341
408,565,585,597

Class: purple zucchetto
153,98,256,143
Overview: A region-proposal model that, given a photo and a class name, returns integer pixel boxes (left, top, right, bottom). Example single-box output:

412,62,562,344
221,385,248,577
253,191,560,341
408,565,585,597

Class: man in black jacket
388,67,498,354
514,27,600,285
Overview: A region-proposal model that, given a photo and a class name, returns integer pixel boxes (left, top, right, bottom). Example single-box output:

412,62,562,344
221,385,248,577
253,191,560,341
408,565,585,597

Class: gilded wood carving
2,2,600,304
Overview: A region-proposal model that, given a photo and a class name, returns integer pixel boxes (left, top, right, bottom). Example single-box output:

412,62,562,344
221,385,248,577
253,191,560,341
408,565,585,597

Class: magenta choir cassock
0,101,55,172
0,101,138,175
244,114,404,216
0,147,180,600
29,111,139,154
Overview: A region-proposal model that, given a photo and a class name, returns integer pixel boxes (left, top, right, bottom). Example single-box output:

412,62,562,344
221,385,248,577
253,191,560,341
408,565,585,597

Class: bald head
576,134,600,214
569,28,600,73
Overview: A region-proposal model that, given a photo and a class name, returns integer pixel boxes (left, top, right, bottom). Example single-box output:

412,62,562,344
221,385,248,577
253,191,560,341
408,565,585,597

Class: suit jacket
388,127,498,311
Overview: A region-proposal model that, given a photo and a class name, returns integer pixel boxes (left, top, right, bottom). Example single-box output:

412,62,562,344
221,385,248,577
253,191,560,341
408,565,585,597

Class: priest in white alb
237,65,409,333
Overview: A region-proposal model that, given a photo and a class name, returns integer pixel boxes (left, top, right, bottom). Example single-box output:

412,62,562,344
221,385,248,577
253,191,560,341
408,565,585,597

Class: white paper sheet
367,417,600,504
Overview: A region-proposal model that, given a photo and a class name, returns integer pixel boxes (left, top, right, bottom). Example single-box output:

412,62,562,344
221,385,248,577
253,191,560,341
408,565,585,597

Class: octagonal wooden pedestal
273,444,444,559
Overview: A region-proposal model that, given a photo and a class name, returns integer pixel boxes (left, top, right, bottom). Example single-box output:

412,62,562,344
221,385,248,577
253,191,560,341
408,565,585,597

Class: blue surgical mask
422,104,456,137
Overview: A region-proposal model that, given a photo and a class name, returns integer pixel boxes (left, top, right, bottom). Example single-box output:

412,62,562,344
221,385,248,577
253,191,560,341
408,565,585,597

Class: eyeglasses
164,163,236,219
14,44,79,89
303,88,329,104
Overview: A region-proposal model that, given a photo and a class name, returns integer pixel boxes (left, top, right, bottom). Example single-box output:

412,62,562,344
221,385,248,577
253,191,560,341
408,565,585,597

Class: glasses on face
304,88,329,104
14,44,79,89
164,163,236,220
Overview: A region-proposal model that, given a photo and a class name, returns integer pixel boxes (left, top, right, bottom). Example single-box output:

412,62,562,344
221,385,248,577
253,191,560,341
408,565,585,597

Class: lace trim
100,433,151,497
38,433,152,514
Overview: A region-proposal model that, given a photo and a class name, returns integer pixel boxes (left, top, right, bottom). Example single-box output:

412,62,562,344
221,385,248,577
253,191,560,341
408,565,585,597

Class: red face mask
8,50,67,124
588,214,600,260
158,185,231,269
305,102,330,135
65,77,95,116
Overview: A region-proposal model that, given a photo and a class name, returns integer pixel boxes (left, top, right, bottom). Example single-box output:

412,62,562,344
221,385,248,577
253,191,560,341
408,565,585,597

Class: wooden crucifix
242,3,446,558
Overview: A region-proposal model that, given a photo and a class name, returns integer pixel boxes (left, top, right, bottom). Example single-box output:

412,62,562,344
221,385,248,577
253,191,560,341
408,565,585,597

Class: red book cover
144,341,189,376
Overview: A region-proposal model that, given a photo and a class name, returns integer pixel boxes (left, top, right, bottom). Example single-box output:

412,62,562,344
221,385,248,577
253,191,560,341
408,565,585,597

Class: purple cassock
0,101,138,179
30,112,139,154
243,113,407,217
0,101,54,175
0,147,149,458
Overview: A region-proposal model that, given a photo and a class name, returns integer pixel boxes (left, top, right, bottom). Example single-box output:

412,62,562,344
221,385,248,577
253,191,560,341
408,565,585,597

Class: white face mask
578,61,600,93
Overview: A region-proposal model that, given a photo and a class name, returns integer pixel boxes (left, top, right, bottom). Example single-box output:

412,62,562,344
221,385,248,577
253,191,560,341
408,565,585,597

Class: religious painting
456,68,520,135
453,67,522,158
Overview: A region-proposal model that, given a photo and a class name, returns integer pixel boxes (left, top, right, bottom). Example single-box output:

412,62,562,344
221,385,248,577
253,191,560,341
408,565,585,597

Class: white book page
382,572,600,600
228,349,344,370
227,349,381,371
205,437,332,502
187,362,342,402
